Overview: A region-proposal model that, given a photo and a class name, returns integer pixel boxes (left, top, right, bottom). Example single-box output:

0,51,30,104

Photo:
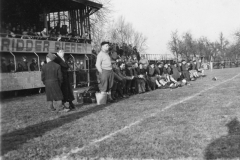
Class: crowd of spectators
0,22,90,43
103,44,206,101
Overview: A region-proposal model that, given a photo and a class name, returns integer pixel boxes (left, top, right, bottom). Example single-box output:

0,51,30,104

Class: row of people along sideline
0,56,84,73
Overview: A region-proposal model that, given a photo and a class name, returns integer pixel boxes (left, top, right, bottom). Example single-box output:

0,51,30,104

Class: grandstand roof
1,0,102,22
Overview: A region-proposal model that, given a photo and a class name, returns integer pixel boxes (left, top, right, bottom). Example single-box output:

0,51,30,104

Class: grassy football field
1,68,240,160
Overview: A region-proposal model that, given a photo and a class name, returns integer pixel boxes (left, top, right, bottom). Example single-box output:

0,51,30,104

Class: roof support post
9,52,16,71
85,54,90,86
69,54,76,88
33,52,40,71
43,8,48,33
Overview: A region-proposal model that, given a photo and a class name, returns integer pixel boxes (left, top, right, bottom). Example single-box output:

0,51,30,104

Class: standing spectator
40,60,46,70
0,57,8,73
17,56,29,72
41,53,67,112
95,41,115,102
54,48,75,110
7,59,15,72
30,58,39,71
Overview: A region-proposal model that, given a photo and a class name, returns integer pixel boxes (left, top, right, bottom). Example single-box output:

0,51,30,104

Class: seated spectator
30,58,39,71
60,25,68,35
50,29,57,38
112,61,124,99
41,28,48,37
7,59,15,72
181,60,191,83
21,28,30,39
15,25,22,35
0,57,8,73
54,23,60,33
137,63,149,90
56,31,62,41
189,60,199,78
9,27,16,38
196,59,205,76
147,62,157,90
119,62,133,96
163,63,170,82
68,28,77,38
17,56,29,72
171,62,181,81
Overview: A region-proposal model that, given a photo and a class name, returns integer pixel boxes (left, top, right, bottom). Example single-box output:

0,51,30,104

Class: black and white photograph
0,0,240,159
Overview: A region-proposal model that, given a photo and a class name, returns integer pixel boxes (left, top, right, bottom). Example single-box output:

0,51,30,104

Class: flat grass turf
1,68,240,160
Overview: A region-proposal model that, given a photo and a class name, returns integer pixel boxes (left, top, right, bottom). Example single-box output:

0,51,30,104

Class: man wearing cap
41,53,67,112
54,48,75,110
95,41,114,102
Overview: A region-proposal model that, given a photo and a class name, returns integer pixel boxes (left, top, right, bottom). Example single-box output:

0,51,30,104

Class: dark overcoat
54,54,75,102
41,61,63,101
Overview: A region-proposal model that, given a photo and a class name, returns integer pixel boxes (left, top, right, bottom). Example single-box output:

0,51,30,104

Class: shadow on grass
1,101,116,155
205,118,240,160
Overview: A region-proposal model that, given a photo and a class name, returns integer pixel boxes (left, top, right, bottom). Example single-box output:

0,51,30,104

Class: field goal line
52,72,240,160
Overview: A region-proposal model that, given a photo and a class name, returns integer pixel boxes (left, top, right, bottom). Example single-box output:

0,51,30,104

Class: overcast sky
110,0,240,55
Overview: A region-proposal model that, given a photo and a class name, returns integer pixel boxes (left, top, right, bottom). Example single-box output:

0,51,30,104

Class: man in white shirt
95,41,114,102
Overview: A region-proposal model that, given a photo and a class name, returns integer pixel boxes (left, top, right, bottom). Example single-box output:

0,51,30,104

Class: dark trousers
148,76,156,90
182,71,190,81
98,69,114,92
137,78,146,93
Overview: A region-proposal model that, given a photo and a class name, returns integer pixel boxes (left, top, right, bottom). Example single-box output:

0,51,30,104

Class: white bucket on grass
95,92,107,105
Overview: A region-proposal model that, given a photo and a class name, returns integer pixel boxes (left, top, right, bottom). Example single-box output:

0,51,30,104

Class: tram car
0,0,102,92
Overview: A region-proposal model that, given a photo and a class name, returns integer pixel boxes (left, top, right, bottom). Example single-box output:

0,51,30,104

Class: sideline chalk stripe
53,73,240,160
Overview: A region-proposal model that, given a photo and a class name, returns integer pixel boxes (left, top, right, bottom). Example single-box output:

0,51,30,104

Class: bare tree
107,16,148,53
133,31,148,53
90,0,113,52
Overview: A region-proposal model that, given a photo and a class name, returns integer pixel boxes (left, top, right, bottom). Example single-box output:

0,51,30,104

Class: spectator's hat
1,57,6,62
101,41,110,46
157,61,163,65
126,62,133,67
46,52,56,61
181,59,186,62
149,61,155,65
193,60,196,62
22,56,27,60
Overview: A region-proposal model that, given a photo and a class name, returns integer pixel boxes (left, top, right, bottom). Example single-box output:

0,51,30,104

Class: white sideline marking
52,73,240,160
224,102,233,107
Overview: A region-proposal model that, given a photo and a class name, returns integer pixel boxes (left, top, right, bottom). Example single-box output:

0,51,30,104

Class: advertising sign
0,37,91,54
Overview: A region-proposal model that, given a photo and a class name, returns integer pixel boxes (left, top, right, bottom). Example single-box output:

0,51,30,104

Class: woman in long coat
41,53,64,111
54,49,75,110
